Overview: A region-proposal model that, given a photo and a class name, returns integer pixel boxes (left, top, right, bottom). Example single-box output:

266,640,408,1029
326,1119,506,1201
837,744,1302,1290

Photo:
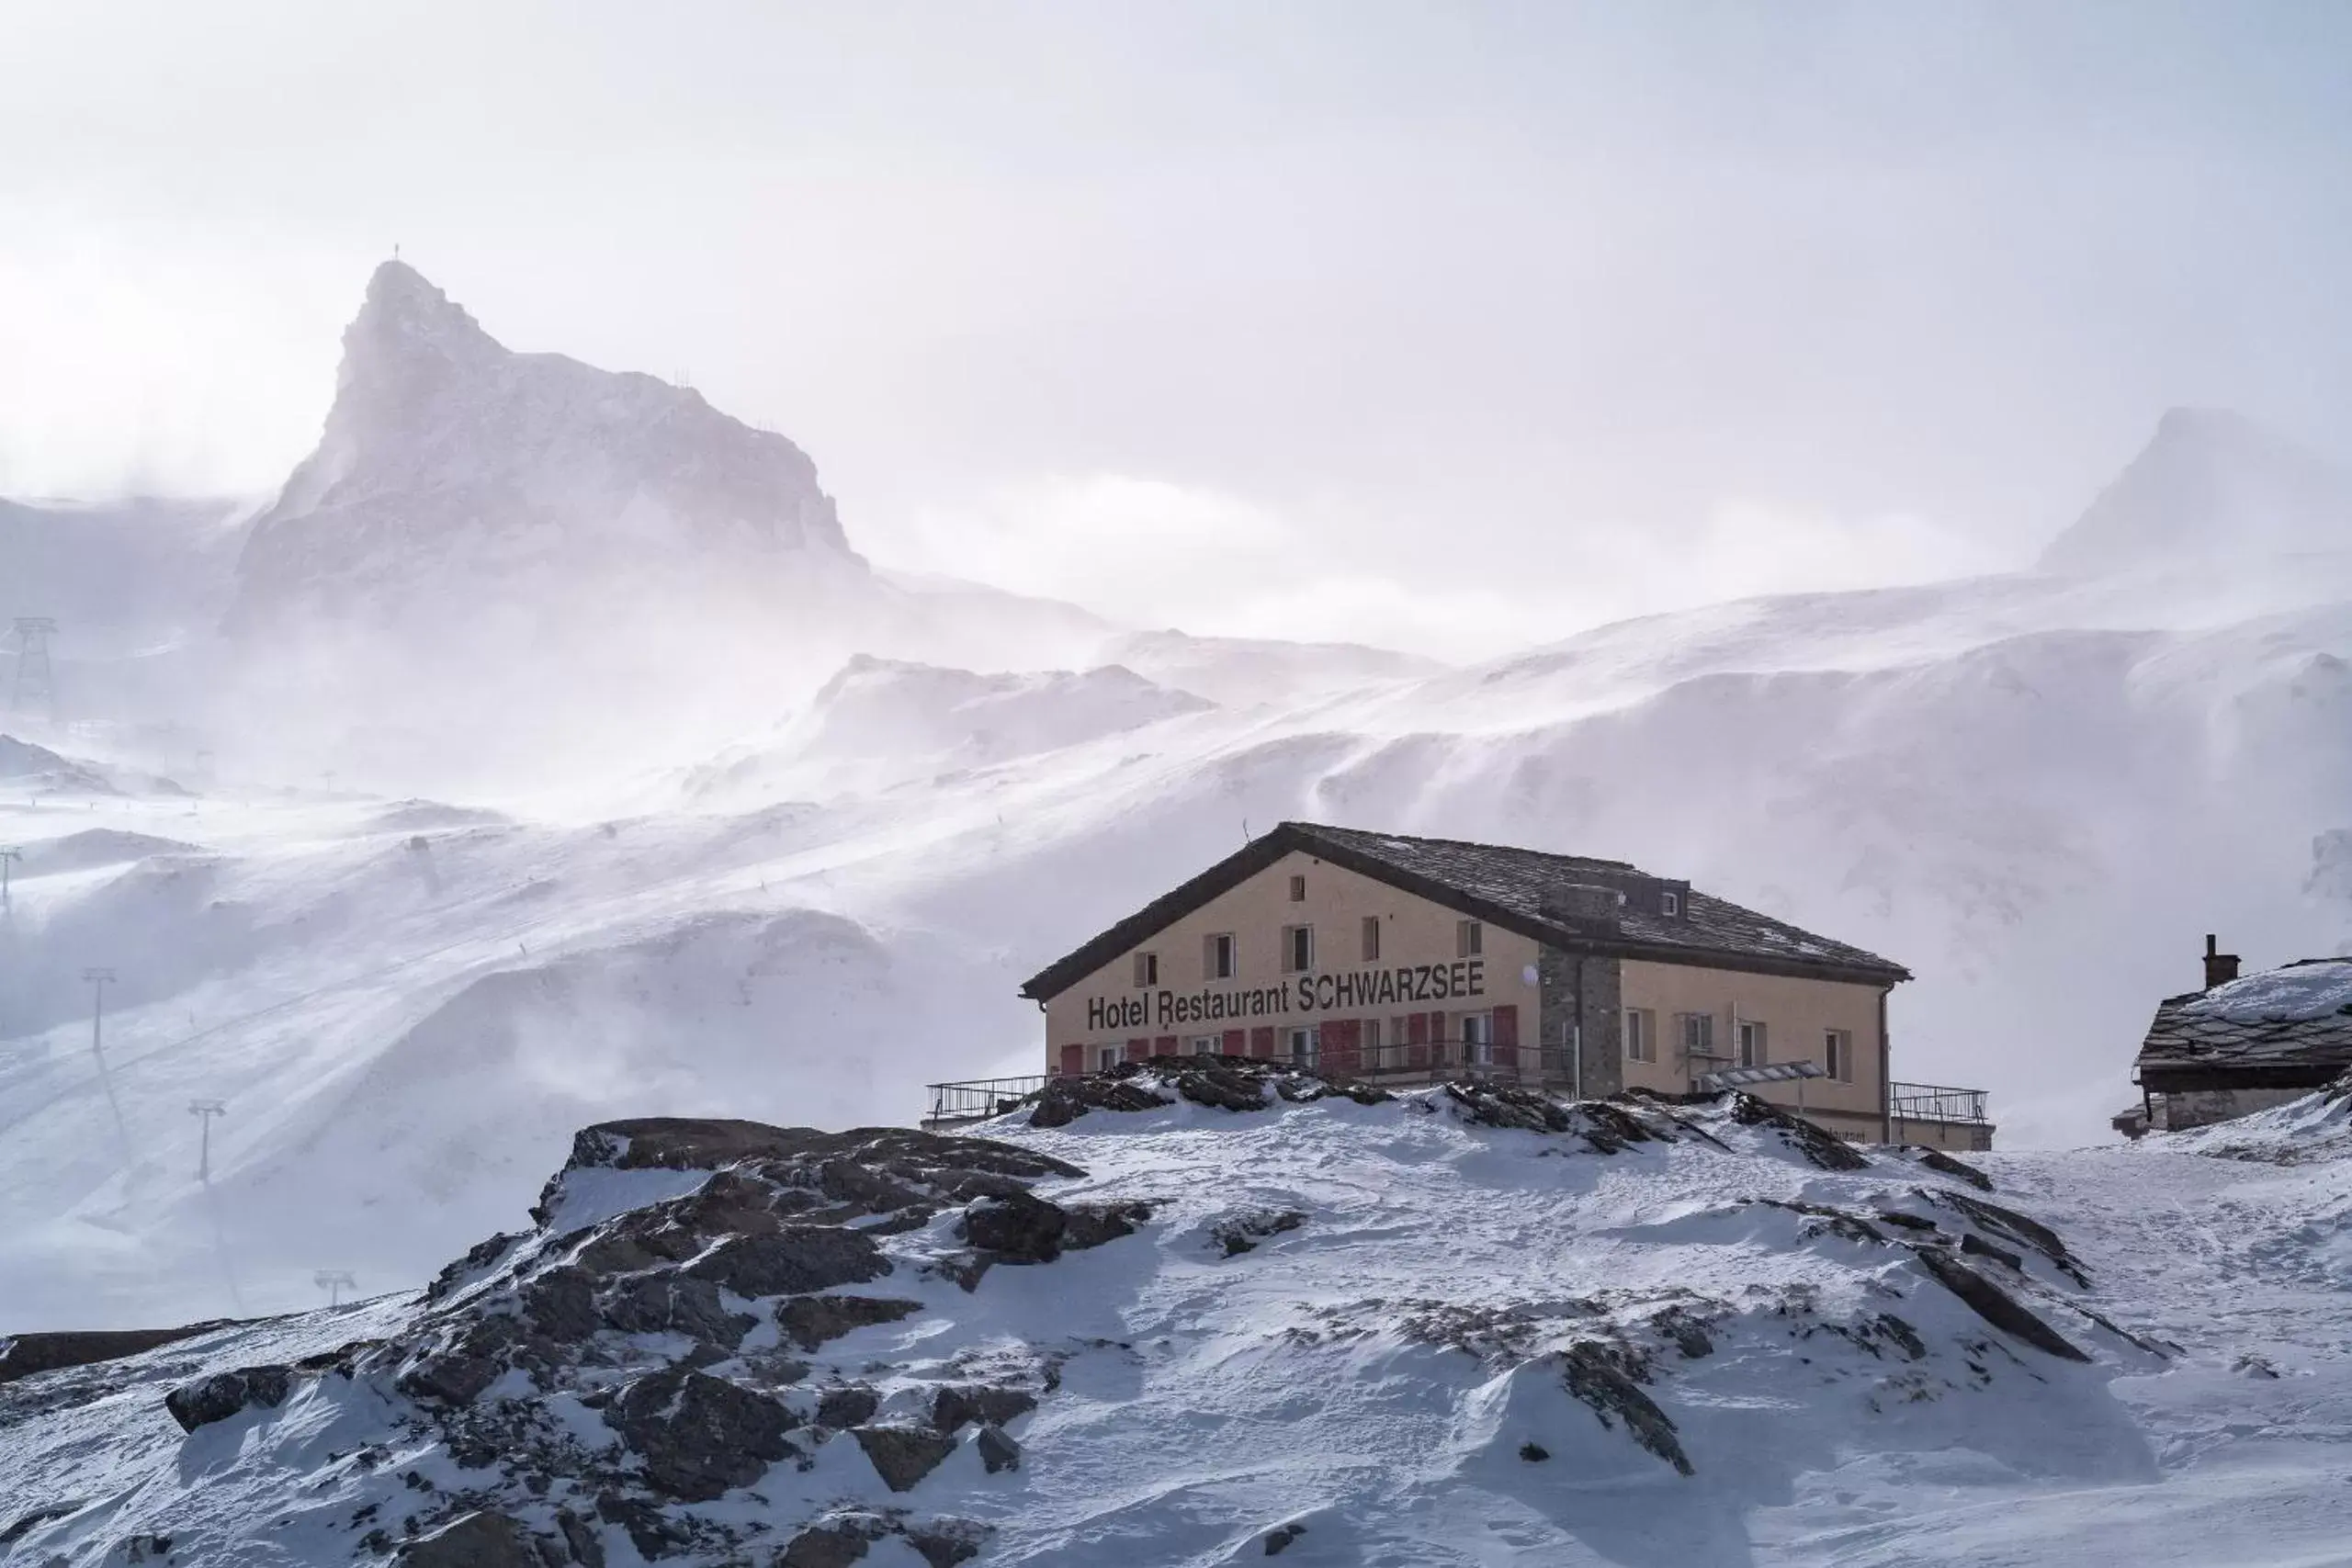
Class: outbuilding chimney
2202,933,2241,991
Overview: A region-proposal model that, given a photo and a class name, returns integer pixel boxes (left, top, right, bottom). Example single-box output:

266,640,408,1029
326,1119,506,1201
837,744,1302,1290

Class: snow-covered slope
0,1073,2248,1567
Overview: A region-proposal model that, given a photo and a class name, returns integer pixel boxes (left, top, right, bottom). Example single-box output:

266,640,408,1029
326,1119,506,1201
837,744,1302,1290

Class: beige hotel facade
1017,822,1994,1150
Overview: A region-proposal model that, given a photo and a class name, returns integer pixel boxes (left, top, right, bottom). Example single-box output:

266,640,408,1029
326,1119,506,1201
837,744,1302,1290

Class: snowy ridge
0,1077,2180,1567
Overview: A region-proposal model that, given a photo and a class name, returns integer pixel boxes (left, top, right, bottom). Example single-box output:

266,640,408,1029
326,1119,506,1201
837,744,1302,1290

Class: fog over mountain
5,255,2352,1355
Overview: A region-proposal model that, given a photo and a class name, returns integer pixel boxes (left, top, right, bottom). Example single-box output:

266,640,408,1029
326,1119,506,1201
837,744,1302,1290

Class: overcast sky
6,2,2349,658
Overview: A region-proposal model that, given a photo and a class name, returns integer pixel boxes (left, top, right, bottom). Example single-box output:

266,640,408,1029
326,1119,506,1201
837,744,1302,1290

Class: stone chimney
2203,933,2241,991
1543,883,1623,931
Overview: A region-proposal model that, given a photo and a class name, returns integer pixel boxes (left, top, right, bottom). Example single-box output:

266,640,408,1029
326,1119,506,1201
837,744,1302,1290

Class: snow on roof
2134,958,2352,1088
2181,959,2352,1023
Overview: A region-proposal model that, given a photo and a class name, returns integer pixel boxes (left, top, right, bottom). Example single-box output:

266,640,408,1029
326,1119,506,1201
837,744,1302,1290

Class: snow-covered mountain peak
2040,406,2352,575
227,262,863,634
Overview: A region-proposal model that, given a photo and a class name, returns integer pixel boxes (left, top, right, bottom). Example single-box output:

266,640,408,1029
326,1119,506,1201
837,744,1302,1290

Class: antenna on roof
1242,818,1252,845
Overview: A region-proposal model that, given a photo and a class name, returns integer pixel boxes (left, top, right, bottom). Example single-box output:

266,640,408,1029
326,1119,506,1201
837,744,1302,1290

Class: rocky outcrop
1024,1056,1389,1130
606,1368,800,1501
164,1364,292,1433
0,1322,237,1388
957,1190,1152,1267
1559,1344,1693,1476
852,1424,958,1492
1912,1248,2091,1363
777,1294,924,1352
396,1511,543,1568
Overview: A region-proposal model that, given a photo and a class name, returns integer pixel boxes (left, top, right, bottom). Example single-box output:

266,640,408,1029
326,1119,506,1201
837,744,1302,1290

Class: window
1737,1019,1768,1068
1191,1035,1217,1056
1678,1011,1716,1058
1098,1045,1119,1072
1133,951,1159,987
1288,1026,1317,1062
1288,874,1306,902
1205,932,1237,980
1463,1010,1493,1064
1457,919,1483,958
1660,889,1680,917
1623,1008,1656,1064
1825,1029,1853,1082
1282,924,1315,973
1362,915,1381,963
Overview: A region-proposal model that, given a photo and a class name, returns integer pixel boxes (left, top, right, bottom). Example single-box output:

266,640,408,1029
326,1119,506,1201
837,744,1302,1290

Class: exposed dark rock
605,1367,798,1502
1443,1080,1577,1134
1026,1074,1173,1129
0,1501,83,1547
1172,1062,1276,1111
1960,1232,2023,1270
554,1507,605,1568
0,1321,238,1387
684,1226,890,1297
1728,1094,1871,1170
1875,1211,1939,1233
396,1335,507,1408
1575,1100,1670,1154
1518,1441,1549,1461
816,1383,880,1430
776,1294,924,1352
598,1273,755,1347
852,1424,958,1492
1212,1207,1306,1257
960,1191,1066,1262
959,1191,1150,1264
1265,1522,1307,1555
164,1363,292,1433
931,1383,1037,1434
520,1267,600,1341
906,1525,988,1568
1871,1313,1928,1361
1559,1344,1692,1475
1912,1247,2090,1362
778,1526,875,1568
396,1510,542,1568
1063,1200,1153,1251
1648,1305,1715,1359
1929,1190,2089,1286
1751,1199,1888,1247
1912,1147,1995,1191
425,1233,526,1303
976,1423,1022,1473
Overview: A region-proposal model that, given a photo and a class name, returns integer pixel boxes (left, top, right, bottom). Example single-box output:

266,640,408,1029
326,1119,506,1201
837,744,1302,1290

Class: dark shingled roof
1019,820,1909,1000
2132,958,2352,1091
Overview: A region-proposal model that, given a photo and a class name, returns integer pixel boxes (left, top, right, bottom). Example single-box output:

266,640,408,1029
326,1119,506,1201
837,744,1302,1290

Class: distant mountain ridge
2040,407,2352,576
226,262,867,632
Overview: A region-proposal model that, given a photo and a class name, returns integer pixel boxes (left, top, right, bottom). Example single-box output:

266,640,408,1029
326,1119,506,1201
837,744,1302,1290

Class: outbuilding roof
2132,957,2352,1090
1017,820,1910,1000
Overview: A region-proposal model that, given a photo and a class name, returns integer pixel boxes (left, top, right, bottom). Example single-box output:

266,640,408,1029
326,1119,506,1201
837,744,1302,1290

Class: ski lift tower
10,617,58,722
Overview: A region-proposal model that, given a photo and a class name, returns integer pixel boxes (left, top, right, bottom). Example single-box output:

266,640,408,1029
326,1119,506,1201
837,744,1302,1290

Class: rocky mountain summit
226,262,867,636
2039,406,2352,576
0,1066,2171,1566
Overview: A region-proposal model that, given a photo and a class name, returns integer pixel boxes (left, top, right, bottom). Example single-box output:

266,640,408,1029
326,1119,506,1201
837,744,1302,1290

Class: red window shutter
1222,1028,1246,1055
1155,1034,1178,1057
1059,1043,1084,1077
1250,1026,1276,1058
1125,1038,1150,1063
1492,1004,1519,1070
1327,1018,1362,1075
1408,1012,1430,1045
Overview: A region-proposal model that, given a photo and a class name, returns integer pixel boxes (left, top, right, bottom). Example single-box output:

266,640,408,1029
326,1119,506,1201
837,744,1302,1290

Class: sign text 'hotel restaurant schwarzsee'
1087,960,1490,1032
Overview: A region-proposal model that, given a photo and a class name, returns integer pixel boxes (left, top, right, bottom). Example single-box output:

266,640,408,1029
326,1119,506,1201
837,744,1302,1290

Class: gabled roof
1017,820,1910,1000
2132,957,2352,1090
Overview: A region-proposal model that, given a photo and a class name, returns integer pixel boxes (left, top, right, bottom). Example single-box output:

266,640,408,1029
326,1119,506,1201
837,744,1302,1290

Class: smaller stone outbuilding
2116,936,2352,1136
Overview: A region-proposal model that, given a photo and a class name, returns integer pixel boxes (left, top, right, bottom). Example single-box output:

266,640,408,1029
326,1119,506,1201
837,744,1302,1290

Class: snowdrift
0,1074,2166,1567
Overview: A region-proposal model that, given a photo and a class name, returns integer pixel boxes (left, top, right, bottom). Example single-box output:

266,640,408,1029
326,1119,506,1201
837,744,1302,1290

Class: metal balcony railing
921,1076,1048,1127
1888,1081,1991,1125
